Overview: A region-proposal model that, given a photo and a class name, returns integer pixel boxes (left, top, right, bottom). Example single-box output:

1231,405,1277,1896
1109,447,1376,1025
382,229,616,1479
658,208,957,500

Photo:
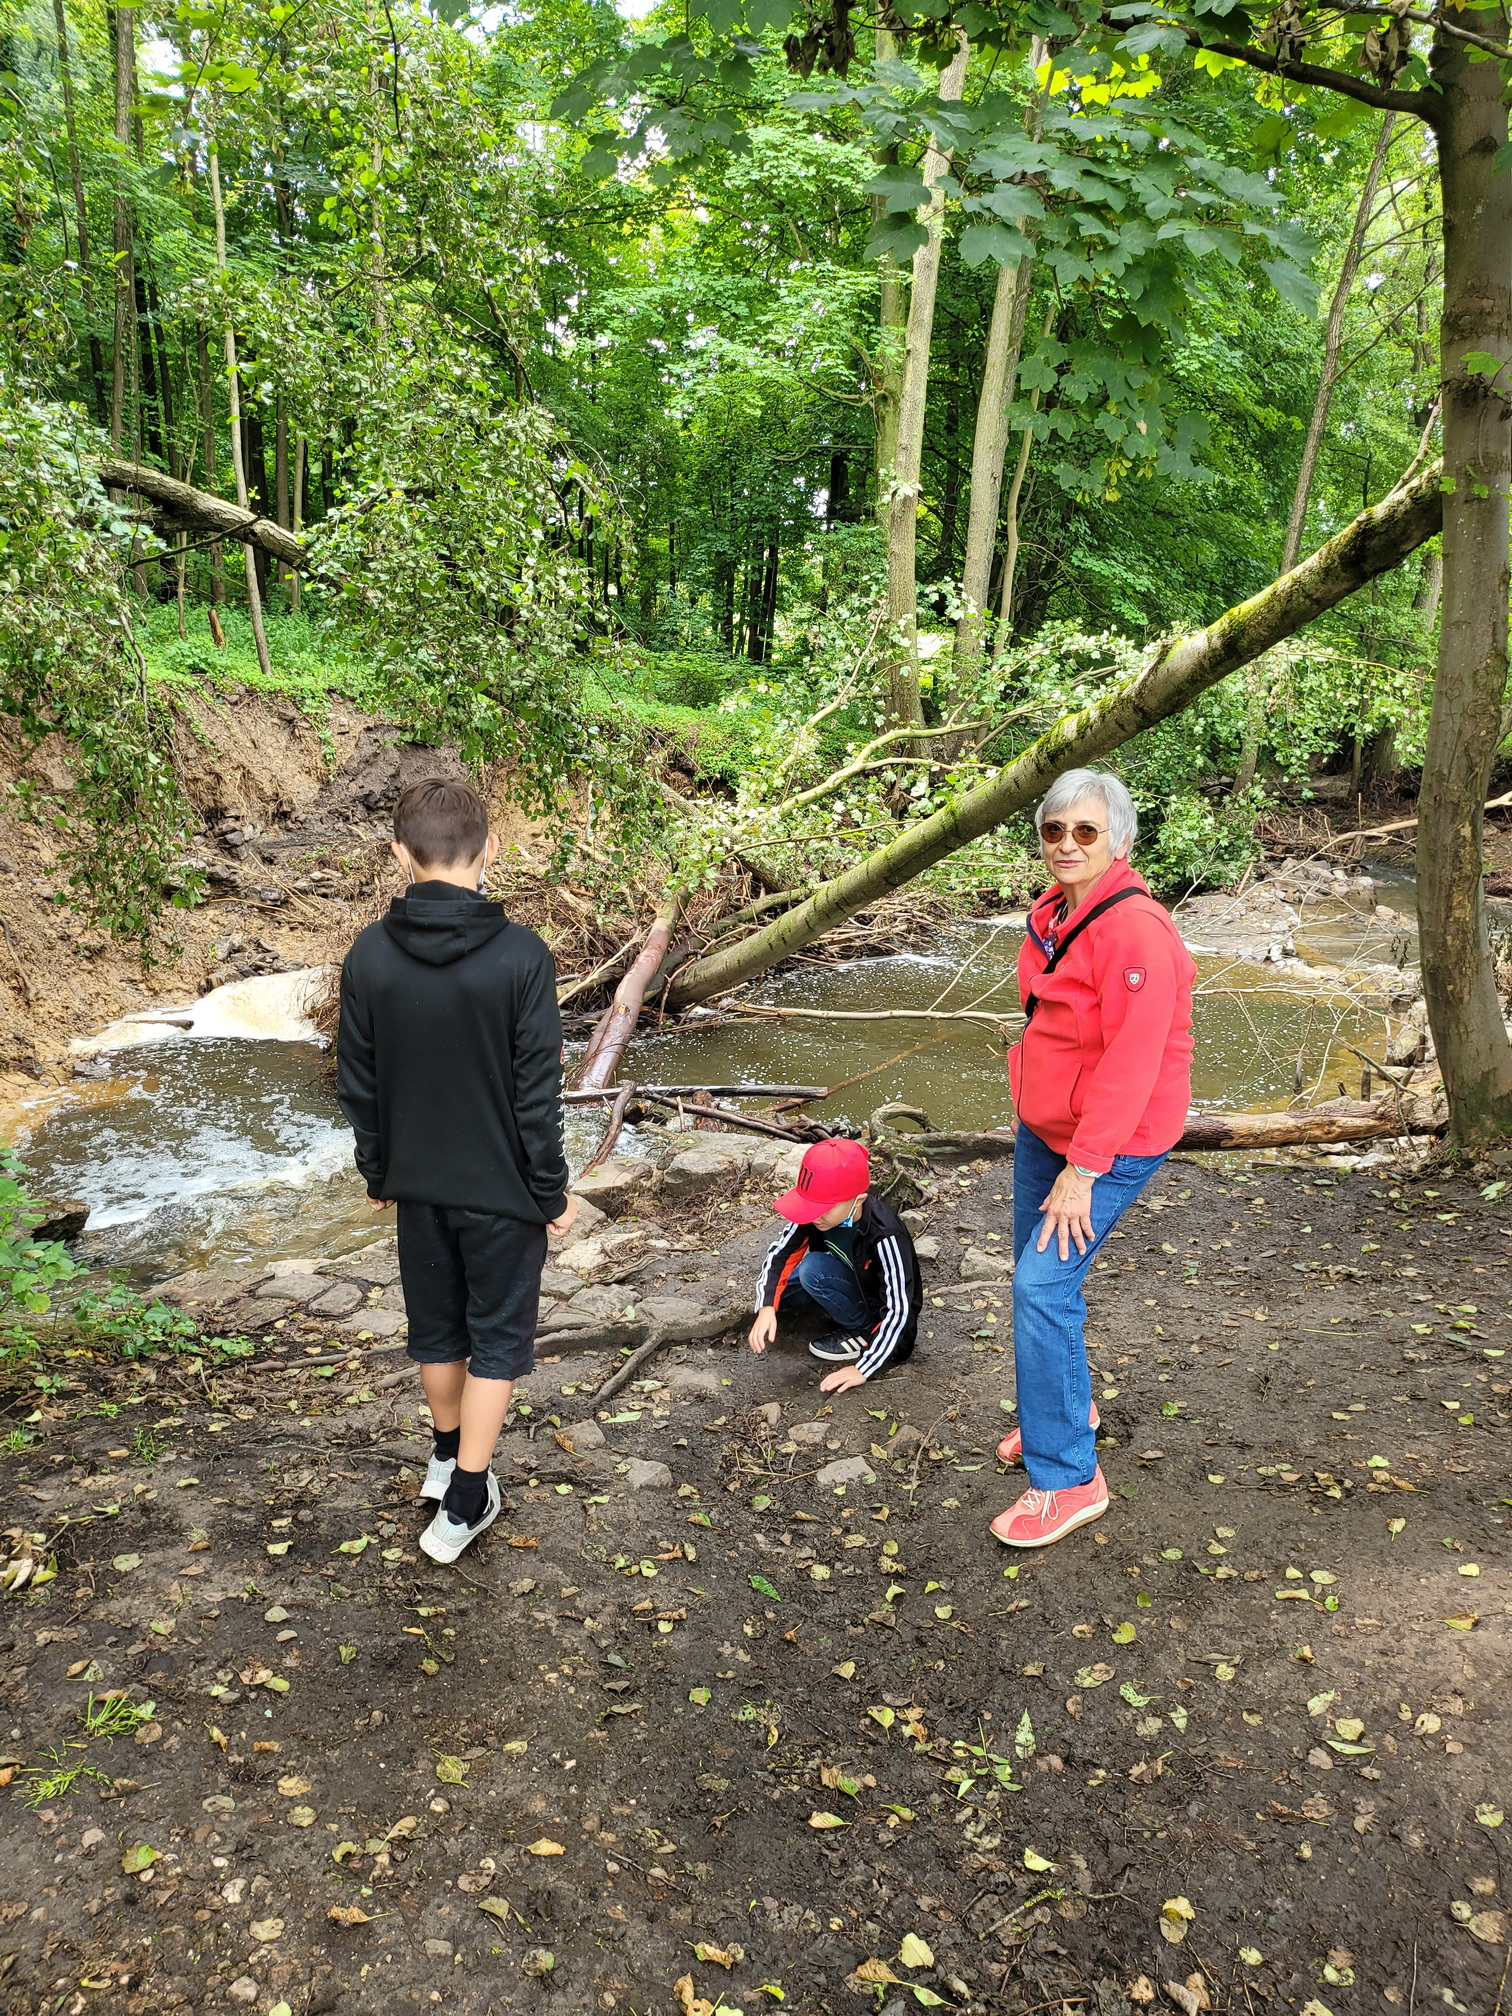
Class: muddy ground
1,1154,1508,2016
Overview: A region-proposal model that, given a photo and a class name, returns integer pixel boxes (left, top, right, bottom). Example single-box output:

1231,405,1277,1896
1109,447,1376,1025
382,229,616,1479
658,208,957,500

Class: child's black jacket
336,881,568,1222
754,1194,922,1378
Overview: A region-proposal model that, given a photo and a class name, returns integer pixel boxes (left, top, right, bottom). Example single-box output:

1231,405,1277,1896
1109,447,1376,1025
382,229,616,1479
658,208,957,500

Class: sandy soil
1,1153,1508,2016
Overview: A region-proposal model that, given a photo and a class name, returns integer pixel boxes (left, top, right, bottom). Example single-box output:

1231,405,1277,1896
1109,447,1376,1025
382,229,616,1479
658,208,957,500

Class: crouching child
747,1139,922,1394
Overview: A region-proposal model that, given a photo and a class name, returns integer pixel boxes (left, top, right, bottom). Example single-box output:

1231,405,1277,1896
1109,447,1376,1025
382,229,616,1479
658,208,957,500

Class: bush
1139,787,1263,893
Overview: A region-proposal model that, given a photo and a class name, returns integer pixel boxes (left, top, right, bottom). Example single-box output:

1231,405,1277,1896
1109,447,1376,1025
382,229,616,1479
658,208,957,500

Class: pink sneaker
997,1402,1099,1464
990,1469,1109,1548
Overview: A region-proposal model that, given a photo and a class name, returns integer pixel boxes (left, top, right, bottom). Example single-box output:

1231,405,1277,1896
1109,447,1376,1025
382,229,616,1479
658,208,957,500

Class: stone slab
338,1309,408,1339
308,1281,364,1318
959,1246,1011,1282
622,1458,673,1491
255,1271,327,1303
816,1455,876,1489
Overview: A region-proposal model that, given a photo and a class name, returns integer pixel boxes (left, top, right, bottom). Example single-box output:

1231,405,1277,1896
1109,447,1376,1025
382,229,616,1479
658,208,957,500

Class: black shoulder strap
1024,884,1146,1020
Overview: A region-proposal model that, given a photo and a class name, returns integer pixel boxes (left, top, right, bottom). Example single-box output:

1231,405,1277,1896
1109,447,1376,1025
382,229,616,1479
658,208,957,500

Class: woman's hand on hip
1037,1166,1096,1259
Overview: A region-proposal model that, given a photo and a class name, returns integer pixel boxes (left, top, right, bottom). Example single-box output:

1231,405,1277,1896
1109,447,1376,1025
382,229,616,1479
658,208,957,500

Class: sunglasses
1039,820,1106,846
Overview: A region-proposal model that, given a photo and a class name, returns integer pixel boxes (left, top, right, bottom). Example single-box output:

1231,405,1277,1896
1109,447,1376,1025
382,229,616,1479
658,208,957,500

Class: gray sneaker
421,1454,455,1501
419,1472,501,1564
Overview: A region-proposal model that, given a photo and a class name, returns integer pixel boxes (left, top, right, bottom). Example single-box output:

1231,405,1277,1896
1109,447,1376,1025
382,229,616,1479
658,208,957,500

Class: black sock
442,1464,488,1527
432,1426,461,1463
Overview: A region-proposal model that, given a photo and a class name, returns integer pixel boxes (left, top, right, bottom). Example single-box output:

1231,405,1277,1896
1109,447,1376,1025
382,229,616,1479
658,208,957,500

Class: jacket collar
1027,853,1148,952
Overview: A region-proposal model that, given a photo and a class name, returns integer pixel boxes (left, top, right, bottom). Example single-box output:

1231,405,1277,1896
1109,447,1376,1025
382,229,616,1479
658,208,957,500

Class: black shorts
396,1203,547,1382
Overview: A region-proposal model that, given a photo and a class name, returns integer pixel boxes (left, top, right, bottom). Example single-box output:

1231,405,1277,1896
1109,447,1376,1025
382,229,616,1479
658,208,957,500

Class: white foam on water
70,967,334,1058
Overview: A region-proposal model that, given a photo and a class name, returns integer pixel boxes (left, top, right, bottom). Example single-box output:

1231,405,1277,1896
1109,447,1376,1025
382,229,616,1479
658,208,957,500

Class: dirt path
1,1155,1508,2016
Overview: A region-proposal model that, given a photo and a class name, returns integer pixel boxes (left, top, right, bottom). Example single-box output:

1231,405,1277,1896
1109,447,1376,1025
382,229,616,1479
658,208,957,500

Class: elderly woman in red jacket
992,768,1195,1549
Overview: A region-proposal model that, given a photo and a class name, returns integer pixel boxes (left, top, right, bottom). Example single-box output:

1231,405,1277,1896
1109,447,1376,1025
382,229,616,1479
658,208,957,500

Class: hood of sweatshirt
382,882,511,966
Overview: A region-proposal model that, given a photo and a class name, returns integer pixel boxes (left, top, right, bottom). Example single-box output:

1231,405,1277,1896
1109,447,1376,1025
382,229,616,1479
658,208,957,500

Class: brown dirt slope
0,689,500,1103
0,1155,1506,2016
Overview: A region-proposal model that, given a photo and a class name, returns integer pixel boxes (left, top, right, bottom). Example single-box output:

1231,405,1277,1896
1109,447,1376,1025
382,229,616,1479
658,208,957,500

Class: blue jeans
785,1248,871,1333
1011,1125,1169,1491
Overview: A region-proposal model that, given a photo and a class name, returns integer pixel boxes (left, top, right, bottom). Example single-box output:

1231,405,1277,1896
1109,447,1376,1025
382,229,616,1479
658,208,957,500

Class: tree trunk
951,253,1035,681
53,0,105,421
994,301,1055,648
951,39,1046,686
109,5,135,452
290,434,305,616
574,897,682,1091
1417,26,1512,1145
871,30,905,555
880,34,969,738
276,399,290,605
98,459,305,567
1234,113,1397,798
197,331,225,603
1284,114,1397,571
208,129,273,679
666,457,1443,1007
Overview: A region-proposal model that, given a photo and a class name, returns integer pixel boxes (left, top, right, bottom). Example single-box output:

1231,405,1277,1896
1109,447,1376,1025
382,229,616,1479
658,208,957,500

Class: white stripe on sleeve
857,1234,908,1379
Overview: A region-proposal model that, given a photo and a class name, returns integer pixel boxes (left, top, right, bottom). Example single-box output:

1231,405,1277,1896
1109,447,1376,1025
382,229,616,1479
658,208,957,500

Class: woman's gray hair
1037,768,1138,855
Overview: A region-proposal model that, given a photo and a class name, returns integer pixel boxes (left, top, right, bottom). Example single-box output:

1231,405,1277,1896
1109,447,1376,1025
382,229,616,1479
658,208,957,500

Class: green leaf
748,1574,780,1601
1261,259,1318,318
959,222,1036,270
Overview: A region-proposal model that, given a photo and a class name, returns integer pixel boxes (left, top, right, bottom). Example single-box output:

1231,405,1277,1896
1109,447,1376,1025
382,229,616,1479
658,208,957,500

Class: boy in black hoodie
336,777,577,1563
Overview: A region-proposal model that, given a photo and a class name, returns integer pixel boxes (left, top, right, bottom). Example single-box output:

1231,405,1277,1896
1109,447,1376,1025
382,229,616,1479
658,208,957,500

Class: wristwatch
1070,1164,1098,1178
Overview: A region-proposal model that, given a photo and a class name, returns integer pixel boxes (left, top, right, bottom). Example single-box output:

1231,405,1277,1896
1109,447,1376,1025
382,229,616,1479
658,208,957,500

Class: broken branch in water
724,1003,1020,1032
564,1083,829,1102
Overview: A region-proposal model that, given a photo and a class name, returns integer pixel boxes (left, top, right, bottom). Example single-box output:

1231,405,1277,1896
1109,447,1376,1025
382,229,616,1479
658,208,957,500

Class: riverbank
0,1147,1507,2016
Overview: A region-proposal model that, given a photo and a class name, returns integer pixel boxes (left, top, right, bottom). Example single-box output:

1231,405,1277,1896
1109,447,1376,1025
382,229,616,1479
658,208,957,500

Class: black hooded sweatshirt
335,881,569,1222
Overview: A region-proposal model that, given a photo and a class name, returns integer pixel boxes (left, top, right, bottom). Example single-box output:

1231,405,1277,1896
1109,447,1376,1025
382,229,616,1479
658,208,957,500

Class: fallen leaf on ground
1127,1981,1156,2006
120,1844,157,1875
674,1974,717,2016
328,1904,373,1926
1159,1897,1196,1944
112,1555,141,1573
434,1755,468,1784
1466,1911,1508,1943
526,1838,564,1856
249,1917,285,1942
852,1959,903,1987
276,1776,311,1797
1074,1663,1116,1689
1023,1848,1056,1871
898,1933,935,1968
808,1811,847,1829
478,1898,513,1923
693,1942,745,1967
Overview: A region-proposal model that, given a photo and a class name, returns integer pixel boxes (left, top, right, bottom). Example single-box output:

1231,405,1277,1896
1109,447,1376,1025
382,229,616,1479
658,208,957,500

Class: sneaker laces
1019,1489,1059,1526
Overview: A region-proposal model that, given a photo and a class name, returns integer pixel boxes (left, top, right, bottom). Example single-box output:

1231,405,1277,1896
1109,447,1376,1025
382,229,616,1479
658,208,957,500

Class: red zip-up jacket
1007,855,1195,1174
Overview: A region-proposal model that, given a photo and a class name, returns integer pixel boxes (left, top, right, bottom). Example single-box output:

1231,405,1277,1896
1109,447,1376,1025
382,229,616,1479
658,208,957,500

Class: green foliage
0,382,200,950
69,1279,198,1360
0,1148,82,1323
1139,787,1264,893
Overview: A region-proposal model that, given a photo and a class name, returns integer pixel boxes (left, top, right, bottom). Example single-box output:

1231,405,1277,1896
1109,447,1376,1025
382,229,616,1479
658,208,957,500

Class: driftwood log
882,1093,1444,1166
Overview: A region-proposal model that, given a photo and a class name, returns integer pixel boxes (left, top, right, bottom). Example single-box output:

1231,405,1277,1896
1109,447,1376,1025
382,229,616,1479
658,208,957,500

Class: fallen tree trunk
97,458,305,569
884,1096,1444,1166
574,894,681,1091
665,458,1444,1010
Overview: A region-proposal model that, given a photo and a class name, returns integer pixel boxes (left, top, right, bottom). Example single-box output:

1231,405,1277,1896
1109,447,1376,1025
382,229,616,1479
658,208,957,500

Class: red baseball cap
774,1138,871,1224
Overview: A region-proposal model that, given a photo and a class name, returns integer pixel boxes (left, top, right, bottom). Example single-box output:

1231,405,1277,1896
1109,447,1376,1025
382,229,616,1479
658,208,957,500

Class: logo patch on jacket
1124,966,1147,991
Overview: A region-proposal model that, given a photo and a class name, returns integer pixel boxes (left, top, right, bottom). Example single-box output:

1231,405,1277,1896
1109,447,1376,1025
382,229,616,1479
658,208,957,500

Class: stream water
11,877,1416,1283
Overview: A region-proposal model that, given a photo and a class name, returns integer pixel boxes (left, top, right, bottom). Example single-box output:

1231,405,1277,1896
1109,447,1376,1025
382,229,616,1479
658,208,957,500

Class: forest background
0,0,1503,1133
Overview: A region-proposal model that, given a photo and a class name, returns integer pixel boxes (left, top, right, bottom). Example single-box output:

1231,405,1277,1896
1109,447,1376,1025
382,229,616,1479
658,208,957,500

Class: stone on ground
816,1454,876,1488
572,1158,655,1215
622,1458,673,1490
959,1245,1011,1281
559,1421,605,1451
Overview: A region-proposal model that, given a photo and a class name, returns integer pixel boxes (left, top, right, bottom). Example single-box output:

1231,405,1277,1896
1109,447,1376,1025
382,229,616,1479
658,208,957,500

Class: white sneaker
419,1472,501,1564
421,1454,456,1501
